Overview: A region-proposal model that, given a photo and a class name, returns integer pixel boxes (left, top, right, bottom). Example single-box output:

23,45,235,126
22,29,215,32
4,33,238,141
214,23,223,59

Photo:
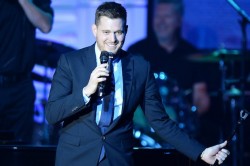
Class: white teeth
107,44,116,47
106,45,117,50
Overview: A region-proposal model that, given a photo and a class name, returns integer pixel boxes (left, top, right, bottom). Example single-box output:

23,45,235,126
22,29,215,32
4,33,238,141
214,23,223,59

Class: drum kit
133,71,199,148
189,48,250,166
134,2,250,153
188,48,249,63
188,48,250,93
188,48,250,98
33,39,76,81
32,39,76,145
133,48,250,152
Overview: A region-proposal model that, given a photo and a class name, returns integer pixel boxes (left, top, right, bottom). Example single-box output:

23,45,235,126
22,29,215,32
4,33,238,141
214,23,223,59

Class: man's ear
92,24,97,37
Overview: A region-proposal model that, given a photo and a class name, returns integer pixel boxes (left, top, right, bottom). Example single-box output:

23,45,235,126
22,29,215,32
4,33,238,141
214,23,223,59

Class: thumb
218,140,227,149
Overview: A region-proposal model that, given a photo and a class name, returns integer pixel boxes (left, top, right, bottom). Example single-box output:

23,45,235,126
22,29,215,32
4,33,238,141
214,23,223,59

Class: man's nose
109,33,117,42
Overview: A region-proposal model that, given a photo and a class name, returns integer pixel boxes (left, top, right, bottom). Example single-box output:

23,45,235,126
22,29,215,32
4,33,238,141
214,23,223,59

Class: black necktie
98,90,114,133
98,56,115,161
98,56,115,133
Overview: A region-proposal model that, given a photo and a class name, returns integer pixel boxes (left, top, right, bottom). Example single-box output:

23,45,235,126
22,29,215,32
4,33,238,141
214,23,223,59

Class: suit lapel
81,44,97,77
121,51,134,108
80,44,102,133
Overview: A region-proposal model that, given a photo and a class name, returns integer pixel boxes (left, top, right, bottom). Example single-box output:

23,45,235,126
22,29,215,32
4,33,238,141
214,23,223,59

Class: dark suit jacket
45,44,205,166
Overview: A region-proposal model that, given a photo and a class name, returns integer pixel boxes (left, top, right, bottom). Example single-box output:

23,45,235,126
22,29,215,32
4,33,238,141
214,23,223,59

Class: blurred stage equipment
187,49,249,63
189,48,250,165
31,72,52,83
227,1,250,166
213,109,249,166
133,72,197,148
35,39,76,68
33,39,76,145
188,48,250,165
34,39,76,85
154,72,197,136
188,1,250,165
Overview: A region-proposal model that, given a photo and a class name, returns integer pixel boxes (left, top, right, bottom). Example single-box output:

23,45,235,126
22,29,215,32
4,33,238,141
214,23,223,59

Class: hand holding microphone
83,51,111,98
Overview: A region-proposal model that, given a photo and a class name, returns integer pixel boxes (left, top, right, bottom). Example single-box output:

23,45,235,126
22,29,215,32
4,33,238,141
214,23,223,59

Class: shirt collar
95,43,101,65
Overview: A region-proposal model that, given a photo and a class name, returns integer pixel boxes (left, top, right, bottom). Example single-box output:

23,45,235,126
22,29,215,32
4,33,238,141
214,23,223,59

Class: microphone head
100,51,109,64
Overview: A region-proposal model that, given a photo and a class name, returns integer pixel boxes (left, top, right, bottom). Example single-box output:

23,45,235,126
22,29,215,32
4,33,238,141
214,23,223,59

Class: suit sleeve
141,61,205,161
45,54,87,124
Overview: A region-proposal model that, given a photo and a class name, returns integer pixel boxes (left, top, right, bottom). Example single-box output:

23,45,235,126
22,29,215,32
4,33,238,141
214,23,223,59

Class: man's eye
116,31,123,35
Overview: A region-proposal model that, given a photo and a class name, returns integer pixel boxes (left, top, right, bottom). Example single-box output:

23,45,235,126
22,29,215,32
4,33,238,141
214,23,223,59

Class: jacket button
102,136,106,140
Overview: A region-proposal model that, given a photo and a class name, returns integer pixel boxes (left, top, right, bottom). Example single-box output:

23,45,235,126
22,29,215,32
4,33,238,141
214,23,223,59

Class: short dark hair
95,2,127,25
154,0,184,15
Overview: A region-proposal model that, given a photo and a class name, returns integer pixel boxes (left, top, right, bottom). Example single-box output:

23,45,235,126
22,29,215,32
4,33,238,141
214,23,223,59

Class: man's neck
158,36,178,53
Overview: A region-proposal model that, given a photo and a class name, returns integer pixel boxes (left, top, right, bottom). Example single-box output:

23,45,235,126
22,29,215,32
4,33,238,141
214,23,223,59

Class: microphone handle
97,82,105,97
98,51,109,97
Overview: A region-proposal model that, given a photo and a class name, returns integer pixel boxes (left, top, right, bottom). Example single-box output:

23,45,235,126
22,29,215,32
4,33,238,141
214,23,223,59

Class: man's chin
105,49,118,54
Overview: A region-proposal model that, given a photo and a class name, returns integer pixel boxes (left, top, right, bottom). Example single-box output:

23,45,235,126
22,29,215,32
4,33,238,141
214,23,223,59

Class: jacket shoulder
121,49,148,64
127,38,151,53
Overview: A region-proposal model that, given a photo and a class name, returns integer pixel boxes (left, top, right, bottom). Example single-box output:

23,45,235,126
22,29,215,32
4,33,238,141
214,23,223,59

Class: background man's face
153,3,182,41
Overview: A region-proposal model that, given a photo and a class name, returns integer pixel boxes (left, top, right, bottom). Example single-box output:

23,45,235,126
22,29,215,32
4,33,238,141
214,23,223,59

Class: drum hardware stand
41,61,50,144
39,41,53,145
216,1,250,166
218,56,230,148
213,109,249,166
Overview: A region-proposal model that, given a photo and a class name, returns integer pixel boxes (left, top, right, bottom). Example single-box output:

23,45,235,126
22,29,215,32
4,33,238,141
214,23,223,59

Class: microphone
97,51,109,97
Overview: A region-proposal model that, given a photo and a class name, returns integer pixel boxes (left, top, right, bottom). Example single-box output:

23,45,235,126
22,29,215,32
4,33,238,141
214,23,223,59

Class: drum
133,72,198,148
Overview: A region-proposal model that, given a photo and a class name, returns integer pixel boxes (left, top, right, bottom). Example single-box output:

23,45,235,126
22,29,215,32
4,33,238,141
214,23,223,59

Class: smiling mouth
106,43,117,49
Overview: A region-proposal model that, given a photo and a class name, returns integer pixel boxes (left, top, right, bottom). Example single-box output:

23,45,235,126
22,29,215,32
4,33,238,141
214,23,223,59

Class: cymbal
35,39,76,68
225,86,242,96
210,89,250,97
188,49,250,63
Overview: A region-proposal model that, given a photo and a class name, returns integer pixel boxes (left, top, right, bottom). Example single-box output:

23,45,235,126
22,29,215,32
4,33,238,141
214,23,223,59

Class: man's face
92,16,127,54
153,3,182,41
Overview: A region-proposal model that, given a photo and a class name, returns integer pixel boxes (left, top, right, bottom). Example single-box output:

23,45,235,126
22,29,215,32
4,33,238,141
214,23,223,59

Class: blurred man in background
128,0,220,147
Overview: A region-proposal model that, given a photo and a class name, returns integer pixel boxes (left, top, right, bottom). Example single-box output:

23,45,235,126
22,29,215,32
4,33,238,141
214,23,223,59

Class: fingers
94,64,109,75
202,141,230,165
216,148,230,165
221,149,230,156
216,155,225,165
91,64,109,81
84,64,110,95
